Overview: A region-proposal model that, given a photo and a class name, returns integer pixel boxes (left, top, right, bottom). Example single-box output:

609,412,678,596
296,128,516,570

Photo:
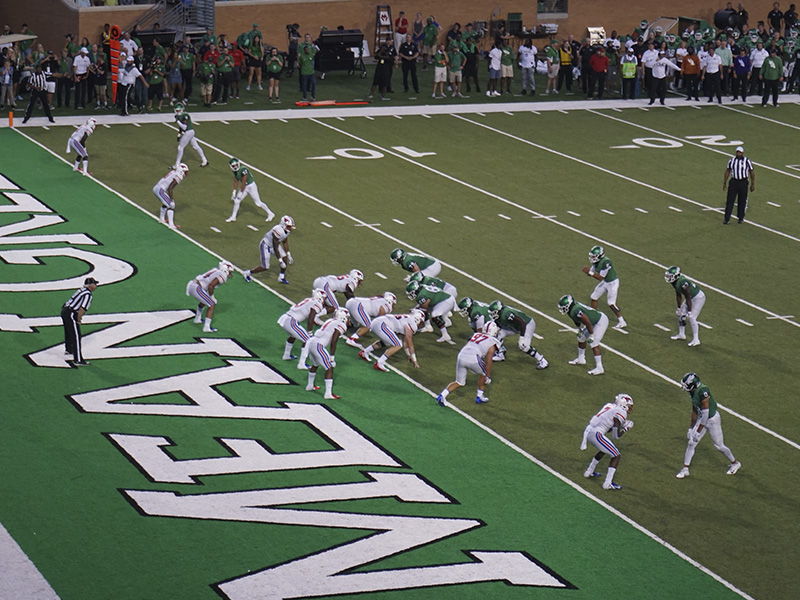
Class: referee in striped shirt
61,277,98,366
722,146,755,225
22,63,55,124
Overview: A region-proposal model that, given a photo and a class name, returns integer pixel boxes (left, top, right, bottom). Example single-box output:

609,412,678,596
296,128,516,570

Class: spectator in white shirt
749,41,769,95
641,42,659,94
119,32,138,58
649,50,680,105
72,47,91,109
517,38,537,95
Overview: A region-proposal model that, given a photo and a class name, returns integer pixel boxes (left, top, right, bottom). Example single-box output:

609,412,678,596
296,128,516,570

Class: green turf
7,101,800,600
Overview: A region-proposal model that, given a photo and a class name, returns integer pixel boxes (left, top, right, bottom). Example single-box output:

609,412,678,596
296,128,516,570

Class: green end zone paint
0,130,748,599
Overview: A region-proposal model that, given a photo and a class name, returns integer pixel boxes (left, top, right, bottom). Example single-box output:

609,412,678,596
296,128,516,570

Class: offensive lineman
226,157,275,223
580,393,634,491
487,300,549,369
359,309,425,371
583,245,627,329
312,270,364,310
558,294,609,375
664,266,706,347
407,281,456,343
408,272,458,298
675,373,741,479
242,215,295,285
344,292,397,347
277,288,325,361
457,297,492,333
186,261,234,332
305,307,349,400
66,117,96,176
152,163,189,230
174,102,208,168
390,247,442,279
435,321,501,406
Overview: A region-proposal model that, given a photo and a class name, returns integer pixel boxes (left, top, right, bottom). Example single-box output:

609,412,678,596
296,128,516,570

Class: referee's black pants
23,89,53,122
725,179,749,223
61,307,83,362
761,79,779,107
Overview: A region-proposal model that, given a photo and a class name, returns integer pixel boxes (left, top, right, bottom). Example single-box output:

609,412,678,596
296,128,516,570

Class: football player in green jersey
226,157,275,223
675,373,741,479
457,297,491,333
558,294,608,375
488,300,548,369
391,247,442,280
408,271,457,298
174,102,208,168
583,246,626,329
664,266,706,347
407,281,456,343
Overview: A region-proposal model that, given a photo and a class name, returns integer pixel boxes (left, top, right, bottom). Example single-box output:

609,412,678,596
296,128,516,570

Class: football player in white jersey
242,215,295,285
185,261,234,332
66,118,96,176
580,393,634,490
312,269,364,310
277,289,326,361
435,321,501,406
344,292,397,347
359,309,424,371
305,307,349,400
152,163,188,230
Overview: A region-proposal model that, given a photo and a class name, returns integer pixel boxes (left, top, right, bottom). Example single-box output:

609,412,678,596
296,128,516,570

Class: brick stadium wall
0,0,780,54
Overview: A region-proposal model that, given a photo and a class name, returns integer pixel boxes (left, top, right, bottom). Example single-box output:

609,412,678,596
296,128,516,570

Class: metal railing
123,0,214,38
538,0,568,14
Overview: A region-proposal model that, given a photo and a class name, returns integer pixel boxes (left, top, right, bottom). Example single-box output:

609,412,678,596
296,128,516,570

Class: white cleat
344,336,360,348
726,461,742,475
688,339,701,347
297,361,309,370
614,318,627,329
568,357,586,365
676,467,690,479
436,334,453,344
225,217,236,223
588,367,605,376
419,322,434,333
537,358,549,370
670,333,686,340
266,211,275,222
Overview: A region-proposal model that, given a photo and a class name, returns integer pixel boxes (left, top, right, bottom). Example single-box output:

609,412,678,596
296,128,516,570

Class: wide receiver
580,393,635,490
185,261,234,332
174,102,208,168
226,157,275,223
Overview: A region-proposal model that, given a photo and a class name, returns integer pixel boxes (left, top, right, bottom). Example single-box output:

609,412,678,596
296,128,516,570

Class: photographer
286,24,300,76
368,40,398,99
147,55,165,110
197,53,215,107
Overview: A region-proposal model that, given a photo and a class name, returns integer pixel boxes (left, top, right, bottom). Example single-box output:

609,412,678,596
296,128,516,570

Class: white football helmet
410,308,426,326
349,269,364,285
177,163,189,174
218,261,234,276
614,393,634,412
334,307,350,324
86,117,97,130
483,321,500,338
281,215,295,230
383,291,397,305
312,288,326,302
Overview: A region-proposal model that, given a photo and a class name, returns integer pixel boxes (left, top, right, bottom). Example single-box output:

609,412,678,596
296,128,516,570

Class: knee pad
432,316,446,329
679,317,687,327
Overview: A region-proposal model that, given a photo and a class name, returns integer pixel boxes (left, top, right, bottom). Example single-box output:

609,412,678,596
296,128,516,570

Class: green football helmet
681,372,700,392
664,265,681,283
406,281,420,299
488,300,504,321
390,248,405,265
588,245,604,264
174,102,184,115
457,297,473,317
557,294,574,315
229,157,241,172
409,271,425,284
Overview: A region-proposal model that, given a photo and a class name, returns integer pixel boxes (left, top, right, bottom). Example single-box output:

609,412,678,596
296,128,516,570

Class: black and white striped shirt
27,71,46,92
727,156,754,180
64,287,93,312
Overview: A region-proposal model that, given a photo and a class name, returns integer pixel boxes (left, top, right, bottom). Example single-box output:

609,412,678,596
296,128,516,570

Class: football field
2,98,799,600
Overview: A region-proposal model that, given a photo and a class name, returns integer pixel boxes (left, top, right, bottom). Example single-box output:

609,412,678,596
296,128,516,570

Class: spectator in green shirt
147,56,165,111
298,43,317,101
216,46,234,104
759,47,784,106
266,47,284,102
422,17,441,68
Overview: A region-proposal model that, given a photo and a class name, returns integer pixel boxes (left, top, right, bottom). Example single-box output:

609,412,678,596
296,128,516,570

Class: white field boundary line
455,114,800,246
9,129,756,600
160,120,800,455
311,116,800,332
587,108,800,181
